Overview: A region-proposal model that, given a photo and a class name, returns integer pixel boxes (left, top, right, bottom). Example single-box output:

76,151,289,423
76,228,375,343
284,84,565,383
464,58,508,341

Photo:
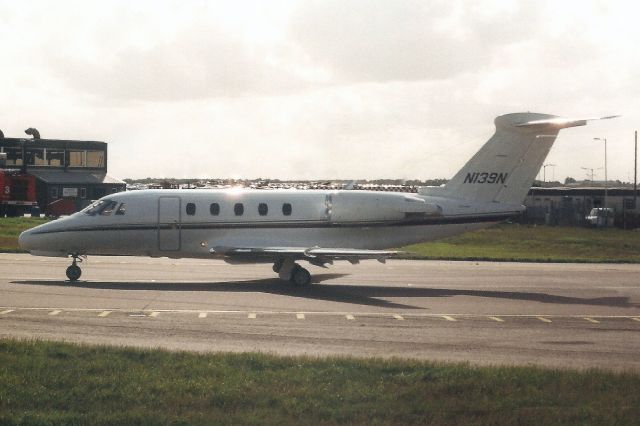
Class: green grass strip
1,339,639,424
0,217,48,252
402,223,640,263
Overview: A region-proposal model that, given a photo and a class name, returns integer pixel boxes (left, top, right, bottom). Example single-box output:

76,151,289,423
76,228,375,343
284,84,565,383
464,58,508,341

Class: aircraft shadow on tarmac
12,274,639,310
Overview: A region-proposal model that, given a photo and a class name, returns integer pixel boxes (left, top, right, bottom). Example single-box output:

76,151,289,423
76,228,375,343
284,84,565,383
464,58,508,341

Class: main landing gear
66,255,82,281
273,258,312,286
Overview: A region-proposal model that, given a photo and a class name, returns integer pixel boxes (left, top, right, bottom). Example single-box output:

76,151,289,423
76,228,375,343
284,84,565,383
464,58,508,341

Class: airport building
523,186,638,226
0,132,125,214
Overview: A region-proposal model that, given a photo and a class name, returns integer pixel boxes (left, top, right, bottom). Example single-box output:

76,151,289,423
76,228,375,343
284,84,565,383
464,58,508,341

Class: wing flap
210,246,398,264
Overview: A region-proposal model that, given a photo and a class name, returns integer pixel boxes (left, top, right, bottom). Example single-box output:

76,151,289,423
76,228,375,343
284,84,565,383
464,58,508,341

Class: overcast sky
1,0,638,181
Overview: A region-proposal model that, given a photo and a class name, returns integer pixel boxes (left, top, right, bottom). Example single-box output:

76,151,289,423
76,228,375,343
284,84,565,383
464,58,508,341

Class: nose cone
18,229,33,251
18,223,67,256
18,219,79,257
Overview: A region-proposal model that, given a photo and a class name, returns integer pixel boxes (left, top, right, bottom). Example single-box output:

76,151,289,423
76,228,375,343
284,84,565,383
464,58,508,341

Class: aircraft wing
210,246,398,265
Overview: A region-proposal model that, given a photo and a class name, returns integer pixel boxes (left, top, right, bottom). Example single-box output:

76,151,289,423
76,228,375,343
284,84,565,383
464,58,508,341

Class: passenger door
158,197,181,251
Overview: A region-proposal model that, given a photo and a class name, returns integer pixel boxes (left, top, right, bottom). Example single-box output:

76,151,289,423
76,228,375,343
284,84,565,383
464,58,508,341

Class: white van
585,207,614,227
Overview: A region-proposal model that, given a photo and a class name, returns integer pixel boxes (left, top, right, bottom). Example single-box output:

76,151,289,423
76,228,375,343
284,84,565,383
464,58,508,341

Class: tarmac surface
1,253,639,370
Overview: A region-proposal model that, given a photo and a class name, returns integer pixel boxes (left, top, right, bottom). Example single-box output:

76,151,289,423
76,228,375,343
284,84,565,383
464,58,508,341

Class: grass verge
402,223,640,263
1,339,639,425
0,217,48,252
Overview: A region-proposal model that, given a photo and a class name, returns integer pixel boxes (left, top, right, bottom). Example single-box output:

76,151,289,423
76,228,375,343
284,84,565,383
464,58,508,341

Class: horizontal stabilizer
515,115,620,130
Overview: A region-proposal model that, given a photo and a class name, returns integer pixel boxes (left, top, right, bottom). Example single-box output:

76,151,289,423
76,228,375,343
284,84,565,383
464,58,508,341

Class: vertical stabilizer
422,113,617,204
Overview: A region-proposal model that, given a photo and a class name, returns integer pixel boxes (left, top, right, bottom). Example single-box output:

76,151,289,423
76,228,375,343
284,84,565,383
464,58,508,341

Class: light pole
542,163,555,183
634,131,637,210
594,137,608,208
581,166,601,182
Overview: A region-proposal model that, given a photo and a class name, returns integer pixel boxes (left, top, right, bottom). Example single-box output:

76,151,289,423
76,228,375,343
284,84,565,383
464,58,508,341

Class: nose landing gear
66,255,83,281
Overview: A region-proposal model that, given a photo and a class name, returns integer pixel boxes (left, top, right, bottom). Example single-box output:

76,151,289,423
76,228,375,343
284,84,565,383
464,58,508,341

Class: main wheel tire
272,258,285,273
66,264,82,281
290,265,311,286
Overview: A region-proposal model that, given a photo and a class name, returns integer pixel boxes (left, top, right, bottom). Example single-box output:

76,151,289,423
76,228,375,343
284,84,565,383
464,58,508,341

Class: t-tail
421,112,618,204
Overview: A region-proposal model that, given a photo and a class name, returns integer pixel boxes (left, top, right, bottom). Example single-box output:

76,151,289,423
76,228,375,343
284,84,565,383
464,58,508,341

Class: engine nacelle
329,192,441,222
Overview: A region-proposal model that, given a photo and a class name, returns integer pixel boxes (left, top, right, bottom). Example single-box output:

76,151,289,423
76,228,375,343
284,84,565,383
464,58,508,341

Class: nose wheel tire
290,265,311,286
66,264,82,281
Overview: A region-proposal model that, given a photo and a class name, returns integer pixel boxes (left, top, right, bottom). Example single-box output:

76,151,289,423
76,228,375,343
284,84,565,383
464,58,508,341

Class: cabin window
100,201,118,216
234,203,244,216
210,203,220,216
80,188,87,199
186,203,196,216
50,187,58,199
282,203,292,216
258,203,268,216
115,203,126,215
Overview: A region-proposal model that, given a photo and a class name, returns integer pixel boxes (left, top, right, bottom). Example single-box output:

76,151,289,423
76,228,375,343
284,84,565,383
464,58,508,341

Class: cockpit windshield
100,201,118,216
82,200,119,216
82,200,106,215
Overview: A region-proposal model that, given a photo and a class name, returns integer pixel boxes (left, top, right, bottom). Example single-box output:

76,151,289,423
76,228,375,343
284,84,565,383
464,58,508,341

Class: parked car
585,207,614,227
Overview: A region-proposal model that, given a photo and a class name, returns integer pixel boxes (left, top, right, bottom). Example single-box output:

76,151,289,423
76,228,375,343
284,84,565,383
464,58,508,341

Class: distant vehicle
586,207,614,228
19,112,617,283
0,153,38,217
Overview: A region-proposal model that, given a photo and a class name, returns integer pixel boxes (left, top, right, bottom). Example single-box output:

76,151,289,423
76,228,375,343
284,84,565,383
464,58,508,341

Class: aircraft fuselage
19,189,521,259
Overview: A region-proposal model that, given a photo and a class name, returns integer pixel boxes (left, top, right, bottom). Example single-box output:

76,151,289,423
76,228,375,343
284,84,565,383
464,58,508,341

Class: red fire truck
0,167,38,217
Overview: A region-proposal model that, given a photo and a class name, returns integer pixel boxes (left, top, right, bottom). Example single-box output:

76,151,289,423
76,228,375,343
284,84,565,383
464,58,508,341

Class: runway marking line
584,317,600,324
198,312,207,319
346,314,355,320
489,316,504,322
296,313,305,320
98,311,111,317
393,314,404,321
4,308,640,324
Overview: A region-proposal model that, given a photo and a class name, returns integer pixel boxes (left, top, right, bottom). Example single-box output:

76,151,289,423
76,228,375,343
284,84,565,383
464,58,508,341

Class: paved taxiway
1,253,639,370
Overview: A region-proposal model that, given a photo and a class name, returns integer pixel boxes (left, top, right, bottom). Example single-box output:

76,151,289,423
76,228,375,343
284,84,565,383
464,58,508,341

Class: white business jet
19,113,616,284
